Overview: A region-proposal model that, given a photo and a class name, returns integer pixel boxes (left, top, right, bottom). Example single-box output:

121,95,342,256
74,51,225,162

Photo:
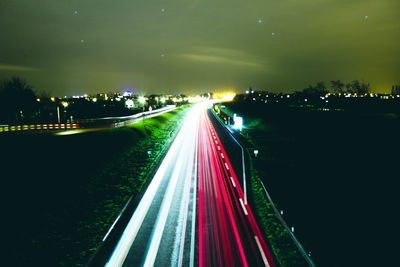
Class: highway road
104,102,275,266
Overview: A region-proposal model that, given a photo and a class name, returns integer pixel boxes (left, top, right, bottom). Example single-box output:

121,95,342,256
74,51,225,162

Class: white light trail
143,157,183,266
105,112,186,266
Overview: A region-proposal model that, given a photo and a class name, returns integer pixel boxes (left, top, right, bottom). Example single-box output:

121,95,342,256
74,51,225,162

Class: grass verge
2,105,191,266
212,103,309,267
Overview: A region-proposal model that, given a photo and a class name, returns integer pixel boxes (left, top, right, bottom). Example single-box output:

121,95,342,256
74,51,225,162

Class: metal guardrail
259,180,316,267
210,107,316,267
111,106,177,128
0,123,79,132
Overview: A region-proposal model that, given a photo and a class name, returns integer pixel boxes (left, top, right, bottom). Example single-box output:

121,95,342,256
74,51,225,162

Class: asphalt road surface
105,102,275,266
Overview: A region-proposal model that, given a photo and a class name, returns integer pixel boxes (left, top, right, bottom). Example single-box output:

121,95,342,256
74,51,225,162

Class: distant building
125,99,134,109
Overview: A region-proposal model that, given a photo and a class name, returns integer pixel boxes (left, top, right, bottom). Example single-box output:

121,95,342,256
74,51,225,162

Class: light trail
106,104,200,266
198,109,248,266
197,107,276,267
104,102,275,267
142,156,183,266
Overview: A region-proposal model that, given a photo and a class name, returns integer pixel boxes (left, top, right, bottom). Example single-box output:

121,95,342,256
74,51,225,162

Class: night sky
1,0,399,96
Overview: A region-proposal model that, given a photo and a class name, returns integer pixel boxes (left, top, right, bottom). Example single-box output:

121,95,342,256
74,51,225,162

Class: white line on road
220,153,224,158
239,198,248,216
230,177,236,187
189,125,199,267
224,162,229,170
217,146,220,150
254,236,270,267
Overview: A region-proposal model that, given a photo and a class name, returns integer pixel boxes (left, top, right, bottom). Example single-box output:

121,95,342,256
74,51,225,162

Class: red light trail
105,103,275,266
197,108,275,267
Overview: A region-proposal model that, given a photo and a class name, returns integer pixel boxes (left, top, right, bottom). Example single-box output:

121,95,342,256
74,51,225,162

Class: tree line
301,80,371,96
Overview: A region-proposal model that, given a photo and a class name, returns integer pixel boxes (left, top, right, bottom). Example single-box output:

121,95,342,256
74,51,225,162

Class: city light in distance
212,92,236,101
138,96,146,104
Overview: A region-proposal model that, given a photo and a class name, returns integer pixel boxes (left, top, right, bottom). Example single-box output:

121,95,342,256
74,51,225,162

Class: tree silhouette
302,82,328,96
302,85,314,94
345,82,352,93
330,80,344,93
342,80,370,95
315,82,327,92
358,82,370,95
0,77,38,124
350,80,361,94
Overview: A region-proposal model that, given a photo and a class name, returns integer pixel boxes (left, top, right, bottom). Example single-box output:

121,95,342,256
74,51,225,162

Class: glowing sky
0,0,399,95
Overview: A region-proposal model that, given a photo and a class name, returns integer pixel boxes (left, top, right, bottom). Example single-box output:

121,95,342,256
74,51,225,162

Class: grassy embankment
217,101,400,267
2,105,191,266
214,103,309,267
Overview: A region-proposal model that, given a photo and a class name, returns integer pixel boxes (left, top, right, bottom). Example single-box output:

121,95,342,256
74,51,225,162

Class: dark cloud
0,0,399,96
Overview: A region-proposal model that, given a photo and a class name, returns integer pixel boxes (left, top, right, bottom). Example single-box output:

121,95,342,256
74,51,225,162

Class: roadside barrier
0,123,79,132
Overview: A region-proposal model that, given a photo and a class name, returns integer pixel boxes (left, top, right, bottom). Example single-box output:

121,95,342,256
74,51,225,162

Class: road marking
189,128,199,267
220,153,224,158
224,162,229,170
239,198,248,216
254,236,270,267
230,177,236,187
217,146,220,150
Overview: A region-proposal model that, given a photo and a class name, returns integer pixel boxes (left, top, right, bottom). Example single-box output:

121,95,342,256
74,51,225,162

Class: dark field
224,102,400,267
0,107,189,266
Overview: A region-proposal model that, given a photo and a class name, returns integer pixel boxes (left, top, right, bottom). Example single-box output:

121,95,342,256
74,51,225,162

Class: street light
139,96,146,105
